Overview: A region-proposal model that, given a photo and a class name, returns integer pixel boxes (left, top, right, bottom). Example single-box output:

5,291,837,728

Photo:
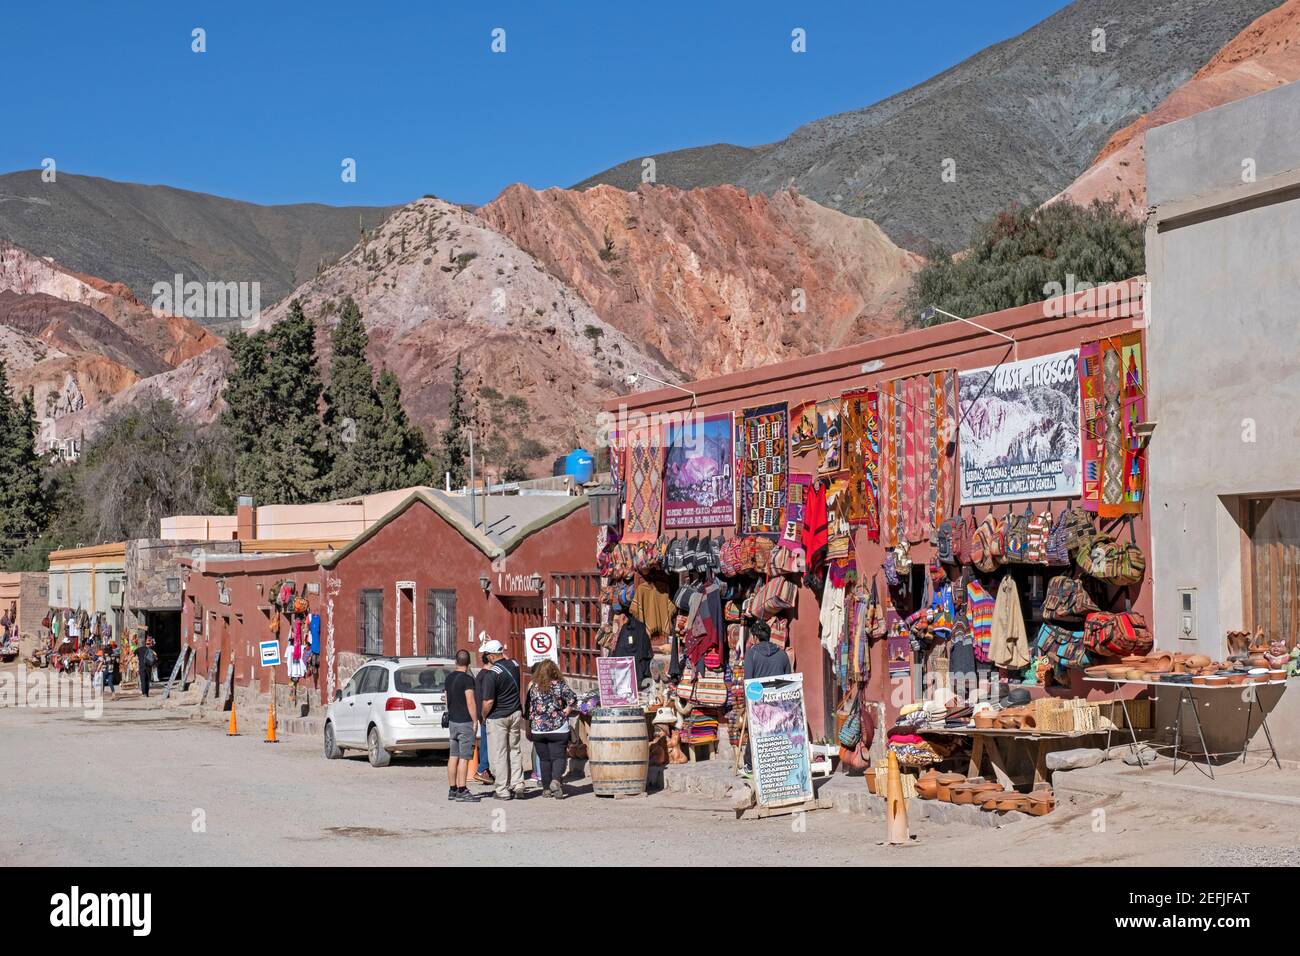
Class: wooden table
916,726,1107,789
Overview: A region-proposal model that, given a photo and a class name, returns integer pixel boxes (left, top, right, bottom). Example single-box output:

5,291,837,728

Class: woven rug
623,431,664,544
790,400,818,455
878,371,958,547
1081,334,1145,517
842,388,880,540
739,402,788,536
779,472,813,552
816,397,843,474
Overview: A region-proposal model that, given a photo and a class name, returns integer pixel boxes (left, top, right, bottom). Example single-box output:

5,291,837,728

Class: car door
356,665,388,742
335,668,368,745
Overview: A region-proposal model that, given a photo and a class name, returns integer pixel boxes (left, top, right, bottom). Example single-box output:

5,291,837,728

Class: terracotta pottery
951,781,1000,805
1203,675,1228,687
1025,790,1056,816
1228,674,1247,686
1187,654,1211,669
866,769,880,795
1192,675,1208,685
1268,669,1288,681
974,714,997,729
936,772,966,802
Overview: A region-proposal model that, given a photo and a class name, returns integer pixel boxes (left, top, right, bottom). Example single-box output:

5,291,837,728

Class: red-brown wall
605,280,1153,734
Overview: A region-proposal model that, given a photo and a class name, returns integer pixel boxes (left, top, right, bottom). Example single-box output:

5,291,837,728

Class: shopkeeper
743,621,790,681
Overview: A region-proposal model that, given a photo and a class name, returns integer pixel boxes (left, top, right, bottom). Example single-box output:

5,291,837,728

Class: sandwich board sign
524,626,559,666
744,673,814,809
259,640,282,668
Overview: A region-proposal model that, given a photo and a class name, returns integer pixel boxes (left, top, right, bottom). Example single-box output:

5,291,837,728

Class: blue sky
2,0,1070,207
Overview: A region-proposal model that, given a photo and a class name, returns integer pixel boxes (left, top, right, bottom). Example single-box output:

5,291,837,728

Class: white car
324,657,454,767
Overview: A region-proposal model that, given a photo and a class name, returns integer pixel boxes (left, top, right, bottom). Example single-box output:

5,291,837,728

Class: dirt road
1,701,1296,866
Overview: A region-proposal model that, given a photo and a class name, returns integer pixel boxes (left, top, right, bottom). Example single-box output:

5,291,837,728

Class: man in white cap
477,634,525,799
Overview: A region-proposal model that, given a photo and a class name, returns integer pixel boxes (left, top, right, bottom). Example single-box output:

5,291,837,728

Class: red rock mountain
479,184,921,381
1052,0,1300,217
0,241,221,449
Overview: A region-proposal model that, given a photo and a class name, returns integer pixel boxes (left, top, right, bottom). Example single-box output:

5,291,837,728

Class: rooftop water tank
564,448,595,485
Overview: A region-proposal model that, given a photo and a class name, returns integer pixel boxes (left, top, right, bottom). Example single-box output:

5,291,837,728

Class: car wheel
324,722,343,759
367,725,391,768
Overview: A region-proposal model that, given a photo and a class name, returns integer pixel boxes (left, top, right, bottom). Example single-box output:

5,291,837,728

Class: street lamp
479,573,491,595
586,486,621,528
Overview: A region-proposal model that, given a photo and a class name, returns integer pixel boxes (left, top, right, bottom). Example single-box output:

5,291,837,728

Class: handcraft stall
590,279,1230,809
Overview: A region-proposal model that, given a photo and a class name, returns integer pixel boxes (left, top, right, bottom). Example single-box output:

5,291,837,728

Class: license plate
424,704,443,715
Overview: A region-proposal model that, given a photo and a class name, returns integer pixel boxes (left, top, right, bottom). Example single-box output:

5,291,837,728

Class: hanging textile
819,578,846,656
815,397,843,475
739,402,788,537
842,388,880,538
789,399,819,455
1081,333,1146,516
779,472,813,554
967,579,995,663
623,429,665,545
877,370,958,547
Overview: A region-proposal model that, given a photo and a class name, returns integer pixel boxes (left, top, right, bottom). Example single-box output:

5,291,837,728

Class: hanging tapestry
1081,333,1146,517
622,427,665,544
815,398,843,475
877,370,958,547
825,476,852,565
663,413,735,528
789,399,819,456
779,472,813,554
739,402,788,537
842,388,880,539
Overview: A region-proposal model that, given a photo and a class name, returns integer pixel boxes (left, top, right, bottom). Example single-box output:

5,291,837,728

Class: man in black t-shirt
478,637,525,799
472,653,495,786
444,650,479,803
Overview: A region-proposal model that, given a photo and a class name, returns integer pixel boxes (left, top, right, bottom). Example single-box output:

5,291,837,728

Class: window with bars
551,573,601,678
359,589,384,656
426,589,457,658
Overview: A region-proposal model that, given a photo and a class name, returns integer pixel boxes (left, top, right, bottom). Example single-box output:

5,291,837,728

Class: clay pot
951,781,1000,805
1202,675,1228,687
1192,675,1208,685
975,714,997,729
1268,669,1288,681
1228,674,1247,686
1187,654,1211,669
936,772,965,802
914,776,938,800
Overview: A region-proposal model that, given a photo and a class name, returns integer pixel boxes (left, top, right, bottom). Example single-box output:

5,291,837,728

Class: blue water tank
564,448,595,485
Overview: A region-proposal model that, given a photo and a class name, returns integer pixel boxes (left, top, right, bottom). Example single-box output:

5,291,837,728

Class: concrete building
1145,79,1300,660
47,543,127,635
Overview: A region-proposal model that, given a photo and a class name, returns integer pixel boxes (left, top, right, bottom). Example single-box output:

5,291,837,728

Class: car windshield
393,665,448,695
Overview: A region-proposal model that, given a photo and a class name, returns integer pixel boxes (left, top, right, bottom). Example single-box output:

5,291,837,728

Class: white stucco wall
1145,81,1300,658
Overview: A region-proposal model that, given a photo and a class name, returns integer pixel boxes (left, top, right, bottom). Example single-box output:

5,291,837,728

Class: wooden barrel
588,705,649,796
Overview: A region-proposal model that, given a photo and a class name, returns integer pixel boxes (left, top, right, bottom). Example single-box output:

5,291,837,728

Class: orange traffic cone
227,702,239,736
264,699,278,743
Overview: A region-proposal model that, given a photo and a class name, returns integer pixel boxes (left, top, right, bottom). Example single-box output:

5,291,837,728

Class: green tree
440,353,470,487
222,300,329,504
0,361,49,566
904,199,1145,326
375,368,434,488
323,296,384,496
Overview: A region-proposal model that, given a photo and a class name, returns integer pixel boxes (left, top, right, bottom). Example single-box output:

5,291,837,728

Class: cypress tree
0,361,49,564
440,353,470,487
324,296,384,497
376,368,433,488
262,299,329,503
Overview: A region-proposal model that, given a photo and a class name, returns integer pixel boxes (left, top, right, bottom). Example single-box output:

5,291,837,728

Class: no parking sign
524,626,559,666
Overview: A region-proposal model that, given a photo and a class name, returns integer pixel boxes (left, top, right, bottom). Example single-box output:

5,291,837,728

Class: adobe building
180,488,597,705
609,279,1151,736
47,543,127,635
0,570,49,640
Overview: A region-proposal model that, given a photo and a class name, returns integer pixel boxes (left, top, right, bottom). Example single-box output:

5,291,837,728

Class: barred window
359,589,384,656
426,589,457,658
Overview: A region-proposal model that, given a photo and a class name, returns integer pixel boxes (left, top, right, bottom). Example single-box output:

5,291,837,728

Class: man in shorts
444,649,480,802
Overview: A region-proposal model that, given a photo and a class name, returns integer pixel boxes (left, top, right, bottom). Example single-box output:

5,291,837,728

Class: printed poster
958,349,1081,505
663,413,735,528
597,656,639,707
744,673,813,808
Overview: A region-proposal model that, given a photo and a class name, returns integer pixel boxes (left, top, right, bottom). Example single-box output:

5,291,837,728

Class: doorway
396,582,416,655
503,597,543,666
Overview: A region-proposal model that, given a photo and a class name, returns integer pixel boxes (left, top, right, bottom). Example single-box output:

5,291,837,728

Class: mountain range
2,0,1296,478
575,0,1282,251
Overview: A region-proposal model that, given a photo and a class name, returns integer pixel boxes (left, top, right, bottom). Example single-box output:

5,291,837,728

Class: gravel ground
2,701,1296,867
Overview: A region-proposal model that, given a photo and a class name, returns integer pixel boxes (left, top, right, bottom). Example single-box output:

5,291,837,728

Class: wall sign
259,640,282,667
524,625,559,666
959,349,1081,504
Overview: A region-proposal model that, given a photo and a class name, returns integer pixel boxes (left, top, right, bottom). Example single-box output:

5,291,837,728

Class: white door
335,668,367,745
